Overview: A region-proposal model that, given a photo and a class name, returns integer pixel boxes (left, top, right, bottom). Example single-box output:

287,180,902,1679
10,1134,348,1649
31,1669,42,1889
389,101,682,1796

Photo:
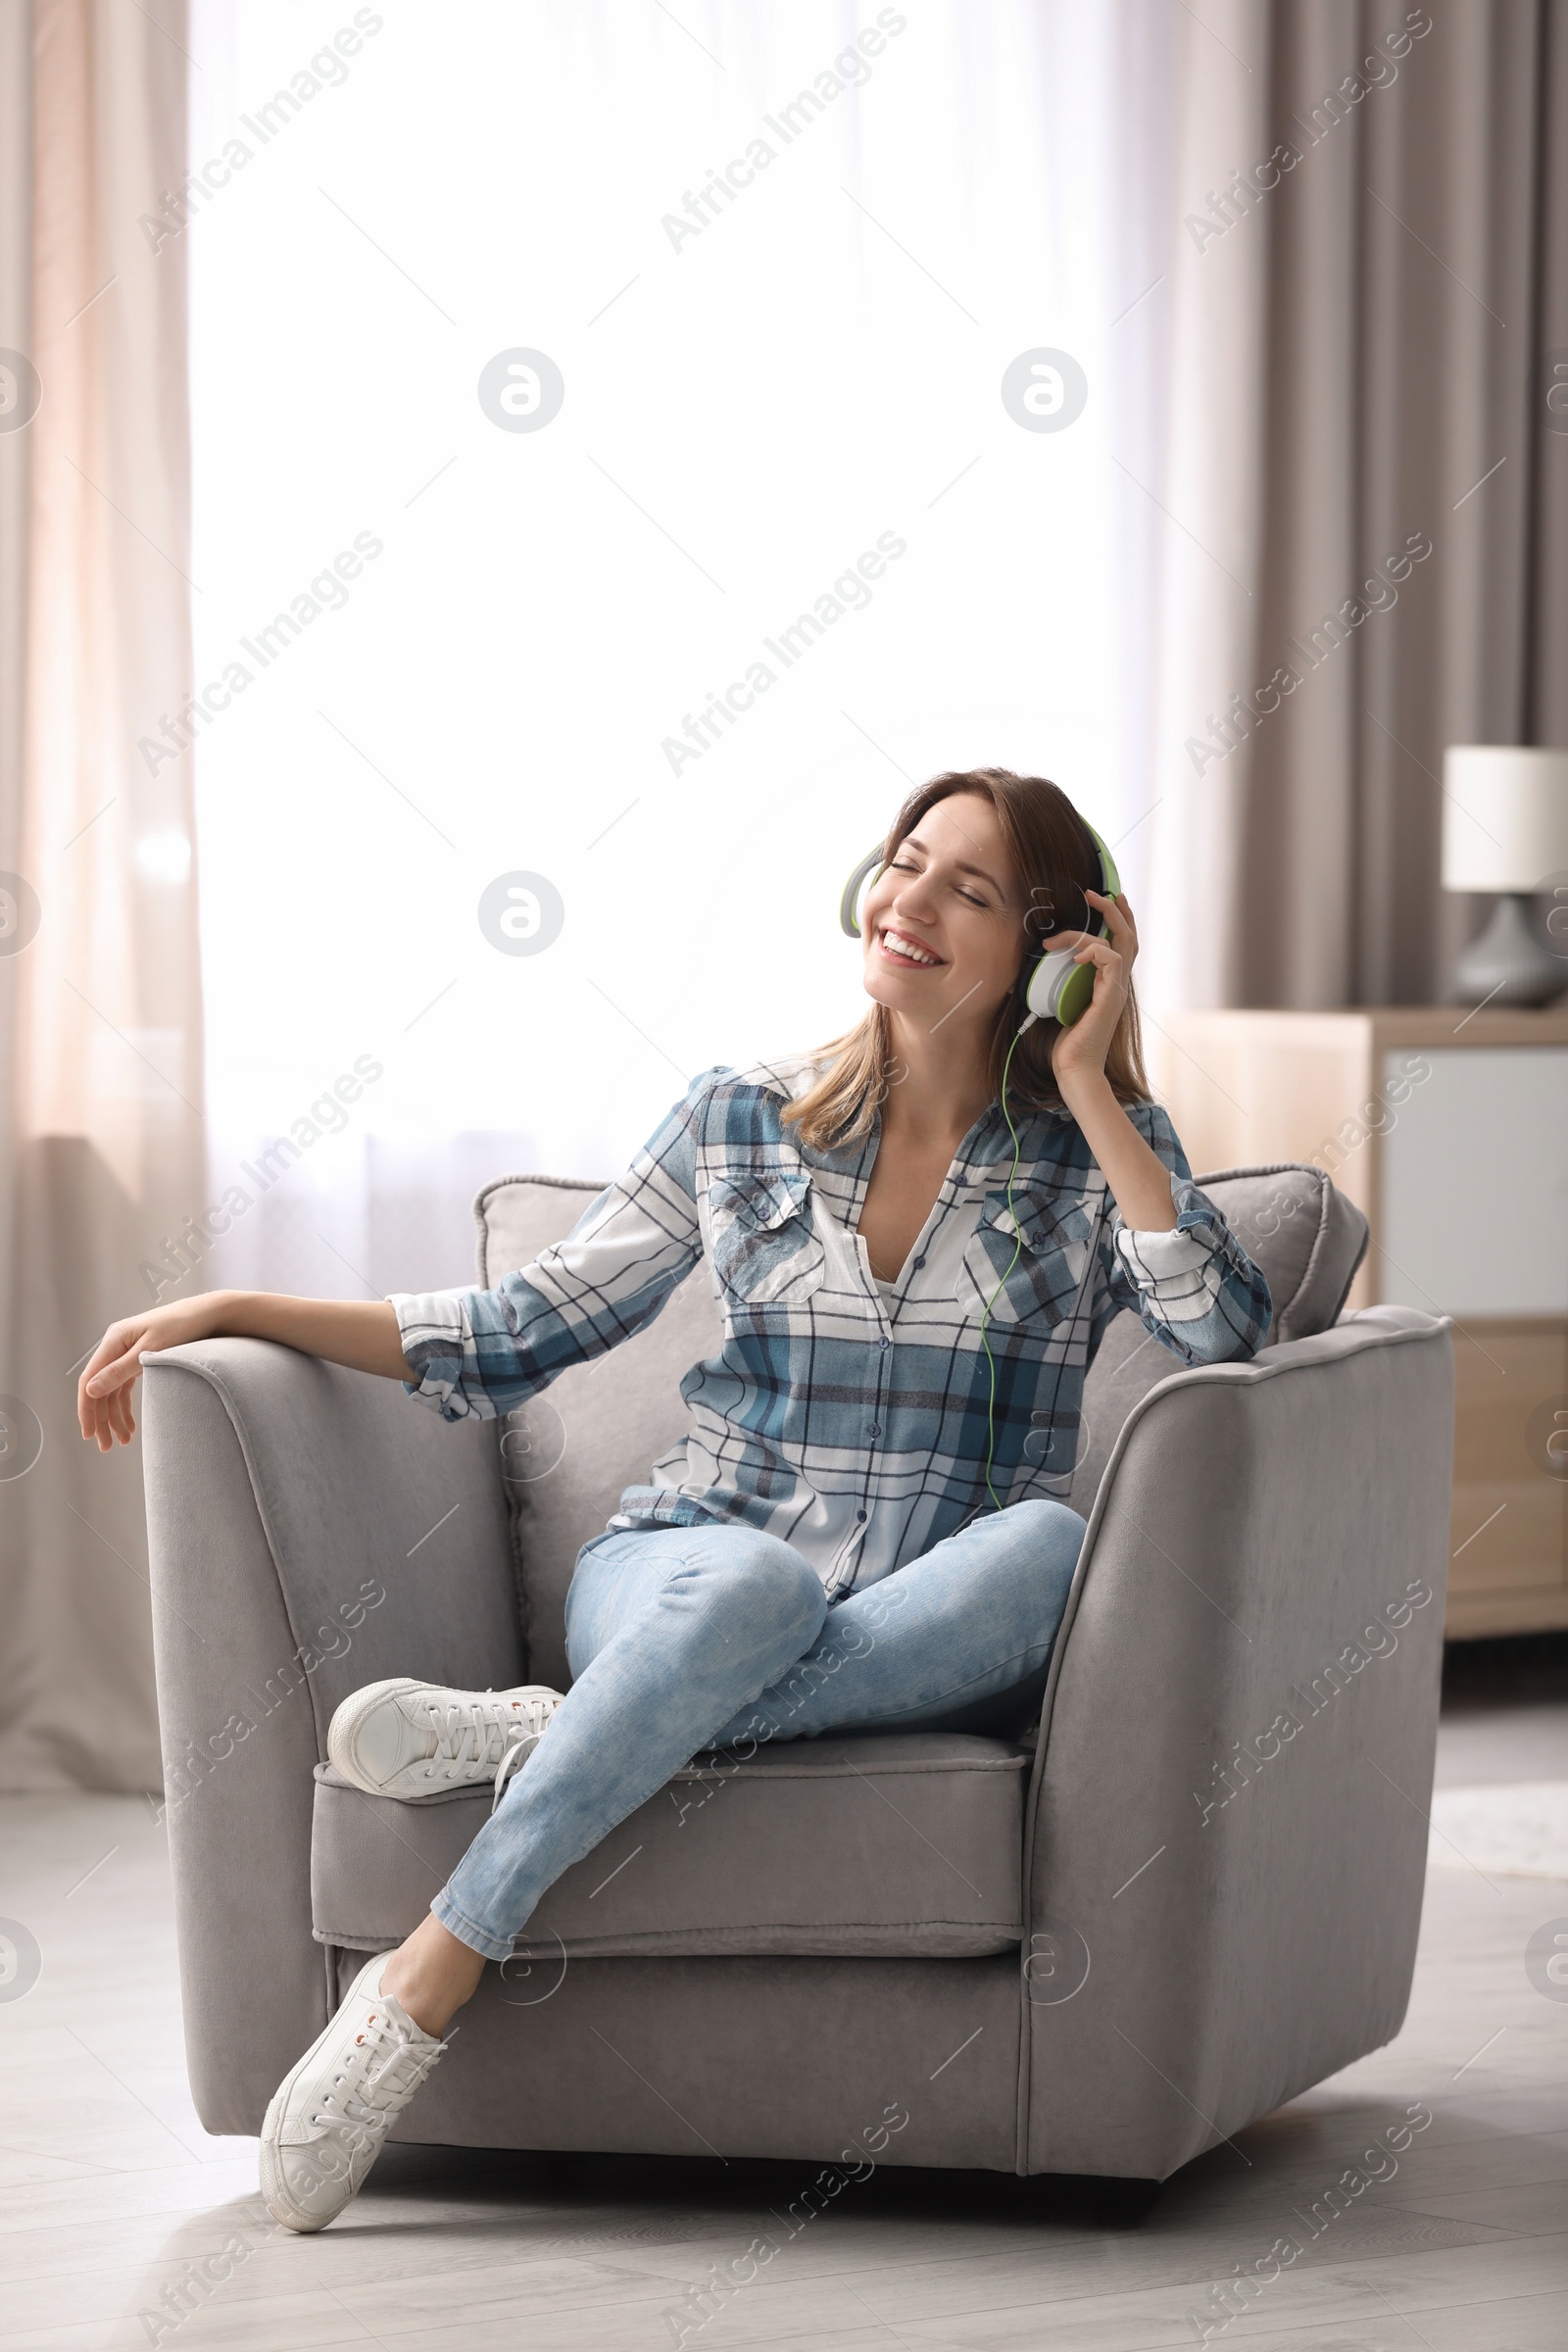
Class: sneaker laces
310,2001,445,2151
420,1690,555,1784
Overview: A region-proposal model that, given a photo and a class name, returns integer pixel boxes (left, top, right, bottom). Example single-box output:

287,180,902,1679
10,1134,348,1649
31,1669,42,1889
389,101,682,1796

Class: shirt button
913,1254,926,1269
879,1336,890,1351
869,1423,880,1438
856,1508,867,1522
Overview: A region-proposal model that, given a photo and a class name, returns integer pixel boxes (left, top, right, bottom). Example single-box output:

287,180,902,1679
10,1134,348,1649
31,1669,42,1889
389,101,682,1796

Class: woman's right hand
77,1294,231,1451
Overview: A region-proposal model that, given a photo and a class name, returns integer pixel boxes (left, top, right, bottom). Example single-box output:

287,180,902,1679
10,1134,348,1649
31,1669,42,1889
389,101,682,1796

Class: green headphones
839,819,1121,1030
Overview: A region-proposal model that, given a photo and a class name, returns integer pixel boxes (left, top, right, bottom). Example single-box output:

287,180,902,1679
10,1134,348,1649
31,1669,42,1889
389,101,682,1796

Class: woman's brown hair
785,767,1150,1152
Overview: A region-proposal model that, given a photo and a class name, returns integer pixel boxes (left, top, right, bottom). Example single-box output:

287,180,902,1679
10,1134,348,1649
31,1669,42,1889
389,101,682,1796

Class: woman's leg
260,1504,1073,2230
380,1914,485,2035
265,1524,824,2230
708,1496,1085,1748
385,1502,1080,2027
422,1522,825,1967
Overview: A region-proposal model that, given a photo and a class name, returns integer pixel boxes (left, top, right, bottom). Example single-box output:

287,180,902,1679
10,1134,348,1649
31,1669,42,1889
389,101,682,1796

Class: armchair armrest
141,1338,518,2133
1020,1307,1453,2179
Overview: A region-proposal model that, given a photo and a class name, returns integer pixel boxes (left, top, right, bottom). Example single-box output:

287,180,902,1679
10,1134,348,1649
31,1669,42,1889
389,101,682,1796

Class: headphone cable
979,1022,1027,1513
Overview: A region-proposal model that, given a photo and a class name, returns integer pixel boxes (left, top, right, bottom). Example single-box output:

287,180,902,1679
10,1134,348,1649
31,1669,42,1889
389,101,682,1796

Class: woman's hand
1047,888,1139,1098
1037,890,1175,1230
77,1295,232,1450
77,1290,416,1451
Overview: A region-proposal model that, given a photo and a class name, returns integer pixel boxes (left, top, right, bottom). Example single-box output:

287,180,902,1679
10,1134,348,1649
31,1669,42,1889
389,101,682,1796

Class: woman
78,767,1271,2230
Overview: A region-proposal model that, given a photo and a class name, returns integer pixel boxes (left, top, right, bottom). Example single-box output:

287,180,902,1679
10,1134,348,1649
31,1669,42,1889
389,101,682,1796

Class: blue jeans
431,1497,1084,1960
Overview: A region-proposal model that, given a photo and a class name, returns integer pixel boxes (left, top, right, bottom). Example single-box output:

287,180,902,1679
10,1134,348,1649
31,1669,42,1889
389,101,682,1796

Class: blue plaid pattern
391,1057,1272,1597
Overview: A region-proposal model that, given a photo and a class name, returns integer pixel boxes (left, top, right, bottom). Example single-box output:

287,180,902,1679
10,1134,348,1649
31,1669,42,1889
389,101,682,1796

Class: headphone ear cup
1025,950,1074,1022
1025,949,1097,1028
1054,957,1097,1027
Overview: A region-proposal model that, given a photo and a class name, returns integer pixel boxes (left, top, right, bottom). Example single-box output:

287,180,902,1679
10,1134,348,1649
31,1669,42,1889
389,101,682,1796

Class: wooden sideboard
1154,1008,1568,1640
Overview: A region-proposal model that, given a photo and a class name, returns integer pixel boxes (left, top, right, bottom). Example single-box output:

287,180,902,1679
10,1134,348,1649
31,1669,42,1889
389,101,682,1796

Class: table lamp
1442,745,1568,1004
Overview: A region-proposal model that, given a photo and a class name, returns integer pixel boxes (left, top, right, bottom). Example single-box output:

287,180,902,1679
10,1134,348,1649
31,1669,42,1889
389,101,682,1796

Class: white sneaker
260,1956,446,2232
327,1677,565,1808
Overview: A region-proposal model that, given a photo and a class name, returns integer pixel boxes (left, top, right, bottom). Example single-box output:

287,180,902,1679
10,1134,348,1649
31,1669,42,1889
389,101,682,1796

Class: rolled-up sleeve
388,1070,716,1421
1097,1103,1272,1367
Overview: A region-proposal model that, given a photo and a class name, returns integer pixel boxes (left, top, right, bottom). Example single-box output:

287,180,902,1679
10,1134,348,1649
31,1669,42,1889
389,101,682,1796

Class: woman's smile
876,924,946,969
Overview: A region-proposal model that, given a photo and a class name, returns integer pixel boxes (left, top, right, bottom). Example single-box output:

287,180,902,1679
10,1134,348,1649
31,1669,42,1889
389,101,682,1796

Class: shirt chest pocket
960,1183,1099,1329
707,1164,826,1308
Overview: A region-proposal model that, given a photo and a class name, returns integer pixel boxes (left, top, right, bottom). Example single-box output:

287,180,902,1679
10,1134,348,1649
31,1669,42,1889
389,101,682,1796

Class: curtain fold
0,0,200,1791
1139,0,1567,1015
1528,0,1568,748
1130,0,1271,1022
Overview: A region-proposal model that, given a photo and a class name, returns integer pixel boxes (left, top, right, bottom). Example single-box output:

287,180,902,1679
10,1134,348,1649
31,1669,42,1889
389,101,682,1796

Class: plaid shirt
392,1056,1272,1597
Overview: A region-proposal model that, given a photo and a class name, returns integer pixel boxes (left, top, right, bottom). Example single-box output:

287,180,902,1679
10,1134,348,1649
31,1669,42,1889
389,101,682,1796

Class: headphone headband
838,845,886,940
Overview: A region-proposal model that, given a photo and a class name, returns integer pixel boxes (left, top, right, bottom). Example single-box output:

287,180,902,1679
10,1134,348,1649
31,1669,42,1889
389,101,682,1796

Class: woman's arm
77,1292,412,1451
1055,1077,1179,1233
1047,886,1176,1233
1041,886,1270,1362
1093,1114,1273,1366
79,1069,725,1451
390,1072,714,1426
78,1071,715,1451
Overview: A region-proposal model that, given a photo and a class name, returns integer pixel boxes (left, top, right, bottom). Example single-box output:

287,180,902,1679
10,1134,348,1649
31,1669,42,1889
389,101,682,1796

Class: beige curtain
1138,0,1568,1014
0,0,201,1790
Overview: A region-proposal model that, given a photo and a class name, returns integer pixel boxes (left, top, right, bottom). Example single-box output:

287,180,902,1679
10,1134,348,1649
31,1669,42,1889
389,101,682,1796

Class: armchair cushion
311,1730,1031,1959
1209,1160,1370,1343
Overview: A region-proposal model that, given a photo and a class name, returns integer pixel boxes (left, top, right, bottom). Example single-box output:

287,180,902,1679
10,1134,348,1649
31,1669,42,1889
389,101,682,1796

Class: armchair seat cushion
310,1731,1031,1960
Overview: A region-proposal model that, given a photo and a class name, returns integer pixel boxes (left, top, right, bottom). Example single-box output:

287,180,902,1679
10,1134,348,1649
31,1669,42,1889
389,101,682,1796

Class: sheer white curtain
1,0,200,1793
185,0,1179,1300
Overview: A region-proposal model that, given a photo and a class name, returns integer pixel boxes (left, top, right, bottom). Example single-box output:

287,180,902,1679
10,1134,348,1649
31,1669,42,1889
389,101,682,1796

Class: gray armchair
141,1161,1453,2182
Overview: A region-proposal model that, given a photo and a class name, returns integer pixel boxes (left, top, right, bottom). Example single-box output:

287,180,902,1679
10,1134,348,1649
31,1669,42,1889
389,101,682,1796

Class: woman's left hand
1046,889,1139,1095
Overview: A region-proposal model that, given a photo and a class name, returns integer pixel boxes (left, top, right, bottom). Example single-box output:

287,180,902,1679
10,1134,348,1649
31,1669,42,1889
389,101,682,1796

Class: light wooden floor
2,1698,1565,2352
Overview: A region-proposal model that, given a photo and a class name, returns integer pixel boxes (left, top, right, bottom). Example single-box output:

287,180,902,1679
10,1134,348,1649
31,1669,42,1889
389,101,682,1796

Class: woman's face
859,792,1026,1034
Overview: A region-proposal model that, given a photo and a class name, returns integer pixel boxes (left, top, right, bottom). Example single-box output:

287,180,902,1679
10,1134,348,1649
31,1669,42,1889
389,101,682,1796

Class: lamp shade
1443,745,1568,892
